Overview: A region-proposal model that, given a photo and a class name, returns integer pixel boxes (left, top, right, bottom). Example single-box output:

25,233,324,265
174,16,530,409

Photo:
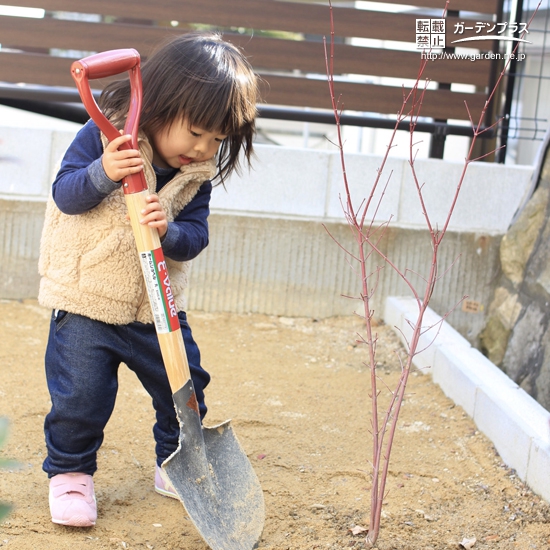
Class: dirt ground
0,299,549,550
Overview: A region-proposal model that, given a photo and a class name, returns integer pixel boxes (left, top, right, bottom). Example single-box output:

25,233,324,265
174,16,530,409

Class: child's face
151,118,227,169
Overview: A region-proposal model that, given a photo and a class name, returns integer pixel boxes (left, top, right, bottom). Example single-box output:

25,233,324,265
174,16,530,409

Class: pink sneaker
49,473,97,527
155,465,179,500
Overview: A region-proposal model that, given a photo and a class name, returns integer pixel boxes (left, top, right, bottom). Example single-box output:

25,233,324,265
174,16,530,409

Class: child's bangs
184,76,256,136
183,89,231,135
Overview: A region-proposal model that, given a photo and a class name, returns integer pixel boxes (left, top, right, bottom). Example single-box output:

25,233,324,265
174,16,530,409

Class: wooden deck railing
0,0,504,155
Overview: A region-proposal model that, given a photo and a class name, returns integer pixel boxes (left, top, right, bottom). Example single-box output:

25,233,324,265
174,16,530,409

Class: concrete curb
383,296,550,503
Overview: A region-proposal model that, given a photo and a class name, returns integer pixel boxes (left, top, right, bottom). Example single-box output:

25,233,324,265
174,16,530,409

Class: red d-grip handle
72,49,140,80
71,48,146,194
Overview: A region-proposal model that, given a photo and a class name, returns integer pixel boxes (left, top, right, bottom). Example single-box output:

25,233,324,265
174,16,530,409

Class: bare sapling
324,1,539,546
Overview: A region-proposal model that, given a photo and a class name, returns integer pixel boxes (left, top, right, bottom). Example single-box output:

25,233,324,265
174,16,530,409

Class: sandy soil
0,299,549,550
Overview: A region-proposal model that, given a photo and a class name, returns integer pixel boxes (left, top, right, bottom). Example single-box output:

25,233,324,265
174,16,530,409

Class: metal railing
0,82,495,141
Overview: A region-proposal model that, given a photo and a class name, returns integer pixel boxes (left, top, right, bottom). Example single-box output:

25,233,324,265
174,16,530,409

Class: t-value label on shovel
139,248,180,334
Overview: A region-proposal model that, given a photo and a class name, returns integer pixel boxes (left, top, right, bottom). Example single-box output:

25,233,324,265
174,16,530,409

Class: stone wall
480,142,550,410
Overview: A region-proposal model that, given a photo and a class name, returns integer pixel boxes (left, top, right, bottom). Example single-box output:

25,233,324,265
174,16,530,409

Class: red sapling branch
323,0,541,546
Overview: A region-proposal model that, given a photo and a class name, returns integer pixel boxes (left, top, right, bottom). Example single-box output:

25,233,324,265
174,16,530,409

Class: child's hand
140,194,168,238
102,134,143,182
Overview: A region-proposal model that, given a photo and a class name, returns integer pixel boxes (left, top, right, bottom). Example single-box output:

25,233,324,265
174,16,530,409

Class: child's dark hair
99,32,259,184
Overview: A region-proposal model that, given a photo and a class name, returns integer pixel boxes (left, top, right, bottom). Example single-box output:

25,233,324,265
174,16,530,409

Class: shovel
71,49,264,550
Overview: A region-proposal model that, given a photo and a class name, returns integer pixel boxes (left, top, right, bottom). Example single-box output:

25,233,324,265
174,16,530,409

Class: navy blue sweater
52,120,212,262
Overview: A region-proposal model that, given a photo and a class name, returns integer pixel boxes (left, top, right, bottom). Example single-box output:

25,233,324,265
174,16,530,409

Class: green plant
0,417,15,522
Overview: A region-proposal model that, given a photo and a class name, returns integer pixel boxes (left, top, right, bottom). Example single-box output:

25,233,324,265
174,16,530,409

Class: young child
38,32,259,527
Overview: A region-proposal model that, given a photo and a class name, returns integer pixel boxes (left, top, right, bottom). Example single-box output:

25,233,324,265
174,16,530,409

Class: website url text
421,51,526,62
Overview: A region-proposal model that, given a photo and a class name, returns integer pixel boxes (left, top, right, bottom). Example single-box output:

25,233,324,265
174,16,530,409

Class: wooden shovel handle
125,191,191,392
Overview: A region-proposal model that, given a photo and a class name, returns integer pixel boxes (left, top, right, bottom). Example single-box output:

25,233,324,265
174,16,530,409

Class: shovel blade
163,381,264,550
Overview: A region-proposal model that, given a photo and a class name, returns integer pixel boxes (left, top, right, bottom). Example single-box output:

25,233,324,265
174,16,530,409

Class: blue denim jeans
42,310,210,477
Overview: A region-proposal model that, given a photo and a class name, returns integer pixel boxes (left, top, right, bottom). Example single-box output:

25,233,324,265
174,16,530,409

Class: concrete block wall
190,215,505,343
0,106,81,298
0,106,536,344
213,145,533,234
196,144,533,343
384,296,550,503
0,106,80,199
0,198,47,299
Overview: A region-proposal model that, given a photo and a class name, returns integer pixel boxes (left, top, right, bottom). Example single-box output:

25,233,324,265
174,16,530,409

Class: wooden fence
0,0,503,140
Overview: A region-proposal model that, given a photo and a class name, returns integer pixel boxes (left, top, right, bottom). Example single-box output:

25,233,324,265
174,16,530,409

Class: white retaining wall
214,145,533,235
0,106,80,199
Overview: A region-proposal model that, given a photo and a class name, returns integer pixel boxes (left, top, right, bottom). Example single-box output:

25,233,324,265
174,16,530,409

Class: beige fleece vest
38,133,216,325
